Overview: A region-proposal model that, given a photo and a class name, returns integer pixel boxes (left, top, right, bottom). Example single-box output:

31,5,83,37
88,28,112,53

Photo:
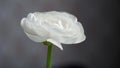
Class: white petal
62,12,77,23
21,18,36,35
78,22,86,42
25,32,46,42
77,22,85,33
49,22,86,44
47,39,63,50
74,33,86,44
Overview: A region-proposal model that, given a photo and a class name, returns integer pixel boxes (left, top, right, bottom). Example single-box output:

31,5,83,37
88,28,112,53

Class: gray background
0,0,119,68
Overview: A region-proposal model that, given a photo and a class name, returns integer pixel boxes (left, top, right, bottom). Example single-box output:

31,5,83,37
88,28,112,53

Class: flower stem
43,41,53,68
46,44,53,68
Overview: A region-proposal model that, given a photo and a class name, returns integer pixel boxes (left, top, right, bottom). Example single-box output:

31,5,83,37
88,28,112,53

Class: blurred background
0,0,119,68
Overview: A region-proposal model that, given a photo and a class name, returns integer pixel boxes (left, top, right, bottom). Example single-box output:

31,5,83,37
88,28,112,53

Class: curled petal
47,39,63,50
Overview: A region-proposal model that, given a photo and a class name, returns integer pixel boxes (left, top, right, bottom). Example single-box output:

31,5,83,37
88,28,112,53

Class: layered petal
20,11,86,50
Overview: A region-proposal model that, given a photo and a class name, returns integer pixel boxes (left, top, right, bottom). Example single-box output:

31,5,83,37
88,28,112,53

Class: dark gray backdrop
0,0,119,68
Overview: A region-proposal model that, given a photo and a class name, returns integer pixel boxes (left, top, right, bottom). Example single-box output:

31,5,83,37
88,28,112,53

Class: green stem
43,41,53,68
46,44,53,68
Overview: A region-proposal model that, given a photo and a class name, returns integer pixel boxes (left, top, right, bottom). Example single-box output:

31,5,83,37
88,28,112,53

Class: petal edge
47,39,63,50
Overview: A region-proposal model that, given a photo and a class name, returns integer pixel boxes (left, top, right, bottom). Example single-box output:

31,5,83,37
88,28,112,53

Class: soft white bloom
21,11,86,50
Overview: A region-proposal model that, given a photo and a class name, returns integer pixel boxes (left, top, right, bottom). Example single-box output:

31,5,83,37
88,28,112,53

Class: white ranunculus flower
21,11,86,50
